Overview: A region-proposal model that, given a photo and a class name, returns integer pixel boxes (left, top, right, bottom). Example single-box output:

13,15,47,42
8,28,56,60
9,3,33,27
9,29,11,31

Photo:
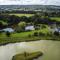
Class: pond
0,40,60,60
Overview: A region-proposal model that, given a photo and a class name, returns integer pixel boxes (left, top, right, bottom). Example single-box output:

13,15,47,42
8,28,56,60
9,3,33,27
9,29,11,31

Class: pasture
51,17,60,21
9,13,34,17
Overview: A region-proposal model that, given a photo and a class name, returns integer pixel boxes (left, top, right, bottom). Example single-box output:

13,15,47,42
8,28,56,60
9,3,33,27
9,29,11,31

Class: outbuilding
3,28,14,33
25,25,35,31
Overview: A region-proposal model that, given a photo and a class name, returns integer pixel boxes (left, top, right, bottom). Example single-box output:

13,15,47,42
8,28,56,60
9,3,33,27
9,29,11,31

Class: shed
25,26,35,31
3,28,14,33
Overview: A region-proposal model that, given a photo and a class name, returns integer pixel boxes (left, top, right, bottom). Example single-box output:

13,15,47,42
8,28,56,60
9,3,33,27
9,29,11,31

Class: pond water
0,40,60,60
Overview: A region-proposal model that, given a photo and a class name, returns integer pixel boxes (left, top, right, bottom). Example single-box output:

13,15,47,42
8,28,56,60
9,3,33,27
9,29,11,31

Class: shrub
46,32,53,37
54,31,59,36
41,25,46,29
0,31,3,35
39,32,45,36
33,32,38,36
6,31,11,37
28,34,32,37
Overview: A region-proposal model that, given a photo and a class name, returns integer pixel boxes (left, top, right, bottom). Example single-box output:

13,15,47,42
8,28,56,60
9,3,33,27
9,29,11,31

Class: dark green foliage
6,31,11,37
41,25,46,29
33,32,38,36
54,31,59,36
28,34,32,38
0,22,3,29
39,32,45,36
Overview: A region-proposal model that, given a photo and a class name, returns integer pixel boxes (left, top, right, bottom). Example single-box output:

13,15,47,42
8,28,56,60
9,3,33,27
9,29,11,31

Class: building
25,25,35,31
2,28,14,33
54,28,60,33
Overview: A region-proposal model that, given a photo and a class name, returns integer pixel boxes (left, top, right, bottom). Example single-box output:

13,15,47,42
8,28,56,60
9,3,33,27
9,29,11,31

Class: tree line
0,13,60,29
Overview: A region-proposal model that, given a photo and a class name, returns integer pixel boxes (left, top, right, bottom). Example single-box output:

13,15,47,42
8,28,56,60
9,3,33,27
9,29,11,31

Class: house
54,28,60,33
25,25,35,31
49,26,60,34
2,28,14,33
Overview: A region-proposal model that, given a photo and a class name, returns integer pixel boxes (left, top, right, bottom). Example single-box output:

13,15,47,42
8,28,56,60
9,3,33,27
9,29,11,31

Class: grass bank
0,28,60,45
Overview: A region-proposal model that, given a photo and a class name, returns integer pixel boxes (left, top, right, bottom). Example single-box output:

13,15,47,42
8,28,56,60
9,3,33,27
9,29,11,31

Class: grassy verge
12,51,43,60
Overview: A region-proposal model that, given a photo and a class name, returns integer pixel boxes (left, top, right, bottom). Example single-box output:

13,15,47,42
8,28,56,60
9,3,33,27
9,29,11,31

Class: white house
25,25,35,31
54,28,60,33
49,26,60,34
3,28,14,33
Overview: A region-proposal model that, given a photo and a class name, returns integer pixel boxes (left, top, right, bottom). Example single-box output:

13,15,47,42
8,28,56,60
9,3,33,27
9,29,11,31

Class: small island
12,51,43,60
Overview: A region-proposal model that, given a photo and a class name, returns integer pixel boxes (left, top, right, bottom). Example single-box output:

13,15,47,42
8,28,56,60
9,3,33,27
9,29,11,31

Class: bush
6,31,11,37
28,34,32,37
33,32,38,36
46,32,53,37
39,32,45,36
54,31,59,36
41,25,46,29
0,31,3,35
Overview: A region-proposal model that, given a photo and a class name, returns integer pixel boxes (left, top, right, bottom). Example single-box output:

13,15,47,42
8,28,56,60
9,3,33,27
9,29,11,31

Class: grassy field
0,26,60,45
12,51,43,60
9,14,60,22
51,17,60,21
9,13,34,17
0,29,49,45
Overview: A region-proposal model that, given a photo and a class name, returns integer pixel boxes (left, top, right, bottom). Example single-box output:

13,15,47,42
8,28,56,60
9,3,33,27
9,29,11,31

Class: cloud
0,0,60,5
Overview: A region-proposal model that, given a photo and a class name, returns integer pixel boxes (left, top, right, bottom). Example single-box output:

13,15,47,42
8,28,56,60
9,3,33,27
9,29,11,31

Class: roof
25,26,35,30
54,28,60,33
3,28,14,33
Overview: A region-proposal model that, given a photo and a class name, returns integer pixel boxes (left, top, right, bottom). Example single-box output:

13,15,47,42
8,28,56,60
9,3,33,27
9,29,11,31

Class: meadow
51,17,60,21
9,13,34,17
9,13,60,21
0,26,60,46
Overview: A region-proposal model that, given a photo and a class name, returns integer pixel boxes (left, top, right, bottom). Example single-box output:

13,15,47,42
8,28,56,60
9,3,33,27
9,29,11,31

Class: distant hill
0,5,60,9
0,5,60,12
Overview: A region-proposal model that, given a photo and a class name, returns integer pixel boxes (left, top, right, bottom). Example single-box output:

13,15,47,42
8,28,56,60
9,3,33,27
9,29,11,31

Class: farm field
9,14,60,22
9,13,34,17
51,17,60,21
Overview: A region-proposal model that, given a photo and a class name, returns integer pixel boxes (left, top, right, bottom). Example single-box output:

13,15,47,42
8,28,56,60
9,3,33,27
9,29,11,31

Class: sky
0,0,60,5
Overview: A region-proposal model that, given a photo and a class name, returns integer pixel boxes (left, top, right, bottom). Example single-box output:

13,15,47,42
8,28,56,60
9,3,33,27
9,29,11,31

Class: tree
54,31,59,36
20,16,28,22
33,32,38,36
6,31,11,37
0,22,3,29
16,22,26,32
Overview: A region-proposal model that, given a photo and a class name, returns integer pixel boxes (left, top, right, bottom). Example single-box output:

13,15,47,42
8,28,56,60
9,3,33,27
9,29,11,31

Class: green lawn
0,26,49,38
0,28,51,45
9,13,34,17
0,27,60,45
